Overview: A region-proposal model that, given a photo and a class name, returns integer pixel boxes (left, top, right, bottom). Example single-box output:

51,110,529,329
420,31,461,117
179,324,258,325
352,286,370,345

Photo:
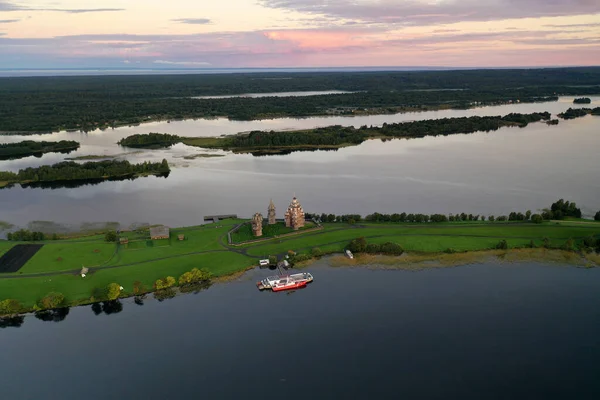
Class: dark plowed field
0,244,43,273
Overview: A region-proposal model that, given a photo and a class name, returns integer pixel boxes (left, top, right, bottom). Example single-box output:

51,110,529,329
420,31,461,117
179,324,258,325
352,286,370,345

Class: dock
204,214,237,223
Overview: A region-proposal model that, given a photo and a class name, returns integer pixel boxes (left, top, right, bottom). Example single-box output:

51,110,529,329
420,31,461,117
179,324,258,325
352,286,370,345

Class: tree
155,276,176,290
0,299,23,315
595,211,600,221
105,231,117,242
496,240,508,250
525,210,532,220
531,214,543,224
39,292,65,310
348,237,367,253
488,216,495,222
106,283,122,300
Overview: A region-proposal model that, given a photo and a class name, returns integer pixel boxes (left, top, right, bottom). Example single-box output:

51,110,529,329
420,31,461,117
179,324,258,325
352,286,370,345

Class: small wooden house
119,237,129,244
178,234,185,241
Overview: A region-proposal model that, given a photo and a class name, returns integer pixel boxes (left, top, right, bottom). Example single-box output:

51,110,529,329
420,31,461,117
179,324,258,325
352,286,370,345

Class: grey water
0,97,599,229
2,260,600,400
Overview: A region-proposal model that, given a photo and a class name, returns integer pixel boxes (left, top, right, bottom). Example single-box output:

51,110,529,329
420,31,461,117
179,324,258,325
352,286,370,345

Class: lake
1,260,599,399
0,97,599,230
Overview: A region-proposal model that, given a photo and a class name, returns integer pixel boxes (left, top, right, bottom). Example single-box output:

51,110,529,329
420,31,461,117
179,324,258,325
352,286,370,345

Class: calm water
2,261,600,399
0,97,599,229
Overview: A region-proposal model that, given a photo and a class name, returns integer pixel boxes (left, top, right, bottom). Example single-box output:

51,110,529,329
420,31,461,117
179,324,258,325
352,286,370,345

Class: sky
0,0,599,69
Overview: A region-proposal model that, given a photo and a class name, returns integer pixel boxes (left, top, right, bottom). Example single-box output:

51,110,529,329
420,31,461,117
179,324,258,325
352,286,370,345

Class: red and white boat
257,272,313,291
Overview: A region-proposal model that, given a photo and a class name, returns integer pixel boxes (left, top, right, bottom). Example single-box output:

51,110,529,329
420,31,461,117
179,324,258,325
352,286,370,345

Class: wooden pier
204,214,237,223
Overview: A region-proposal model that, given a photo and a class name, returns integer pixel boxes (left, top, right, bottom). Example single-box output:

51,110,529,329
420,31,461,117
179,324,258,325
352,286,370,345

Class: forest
118,133,181,148
0,159,170,187
0,140,79,160
1,68,600,133
558,107,600,119
573,98,592,104
195,112,551,152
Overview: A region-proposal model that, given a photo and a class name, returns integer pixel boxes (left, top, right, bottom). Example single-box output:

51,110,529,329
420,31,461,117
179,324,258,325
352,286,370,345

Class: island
120,112,552,155
573,97,592,104
558,107,600,119
0,140,80,160
0,159,170,189
0,196,599,316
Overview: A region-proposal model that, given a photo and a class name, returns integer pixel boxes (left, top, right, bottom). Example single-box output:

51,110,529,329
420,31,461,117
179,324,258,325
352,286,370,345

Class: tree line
7,229,59,241
308,200,591,225
0,159,170,185
2,68,600,133
0,140,79,160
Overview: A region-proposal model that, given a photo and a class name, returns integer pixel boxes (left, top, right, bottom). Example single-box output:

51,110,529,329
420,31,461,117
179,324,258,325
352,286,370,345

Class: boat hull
271,281,307,292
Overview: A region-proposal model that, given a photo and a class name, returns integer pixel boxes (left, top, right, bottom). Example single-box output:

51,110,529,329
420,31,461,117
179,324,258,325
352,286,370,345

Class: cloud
153,60,211,66
172,18,212,25
0,1,123,13
544,22,600,28
0,19,19,23
258,0,600,26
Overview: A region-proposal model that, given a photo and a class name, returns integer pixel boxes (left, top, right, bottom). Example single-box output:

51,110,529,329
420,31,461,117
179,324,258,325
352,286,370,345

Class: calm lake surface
0,96,599,230
2,260,600,400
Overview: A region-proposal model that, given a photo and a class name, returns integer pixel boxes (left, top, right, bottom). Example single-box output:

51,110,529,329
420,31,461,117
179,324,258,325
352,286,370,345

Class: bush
0,299,23,315
106,283,122,300
155,276,176,290
39,292,65,309
311,248,323,257
562,238,576,252
105,231,117,242
444,248,457,254
379,242,404,255
583,236,597,249
531,214,543,224
132,281,146,295
348,237,367,253
496,240,508,250
179,268,211,286
543,237,551,248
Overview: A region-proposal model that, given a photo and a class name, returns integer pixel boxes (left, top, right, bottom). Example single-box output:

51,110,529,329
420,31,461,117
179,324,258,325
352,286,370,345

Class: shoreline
1,248,597,318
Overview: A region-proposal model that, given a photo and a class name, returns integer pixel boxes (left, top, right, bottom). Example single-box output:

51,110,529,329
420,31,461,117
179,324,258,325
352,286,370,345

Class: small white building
259,259,270,266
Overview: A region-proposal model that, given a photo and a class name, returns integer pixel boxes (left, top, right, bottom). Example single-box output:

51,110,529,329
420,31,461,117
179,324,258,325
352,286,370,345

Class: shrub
0,299,23,315
106,283,122,300
583,236,597,249
444,248,457,254
529,240,536,249
348,237,367,253
311,248,323,257
543,237,551,248
562,238,576,252
39,292,65,309
379,242,404,255
132,281,146,295
105,231,117,242
531,214,543,224
496,240,508,250
366,243,381,253
155,276,176,290
179,268,211,286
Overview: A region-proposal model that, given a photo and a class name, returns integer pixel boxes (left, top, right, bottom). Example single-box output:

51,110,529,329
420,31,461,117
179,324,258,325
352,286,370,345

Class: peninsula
0,197,599,316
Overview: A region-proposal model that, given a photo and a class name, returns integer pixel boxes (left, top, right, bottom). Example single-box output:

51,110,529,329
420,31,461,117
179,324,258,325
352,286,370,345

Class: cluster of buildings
251,195,306,237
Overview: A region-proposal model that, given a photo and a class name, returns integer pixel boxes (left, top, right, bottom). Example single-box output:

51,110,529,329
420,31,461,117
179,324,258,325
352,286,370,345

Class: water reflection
34,307,70,322
91,300,124,315
0,315,25,328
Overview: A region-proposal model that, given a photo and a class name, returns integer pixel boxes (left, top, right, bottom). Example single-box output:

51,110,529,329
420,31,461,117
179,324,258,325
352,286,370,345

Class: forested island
558,107,600,119
1,68,599,133
573,98,592,104
0,159,170,188
0,140,79,160
124,112,551,154
118,133,180,149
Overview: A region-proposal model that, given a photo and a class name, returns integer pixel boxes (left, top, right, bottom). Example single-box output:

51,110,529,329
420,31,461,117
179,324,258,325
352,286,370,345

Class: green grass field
1,219,599,311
